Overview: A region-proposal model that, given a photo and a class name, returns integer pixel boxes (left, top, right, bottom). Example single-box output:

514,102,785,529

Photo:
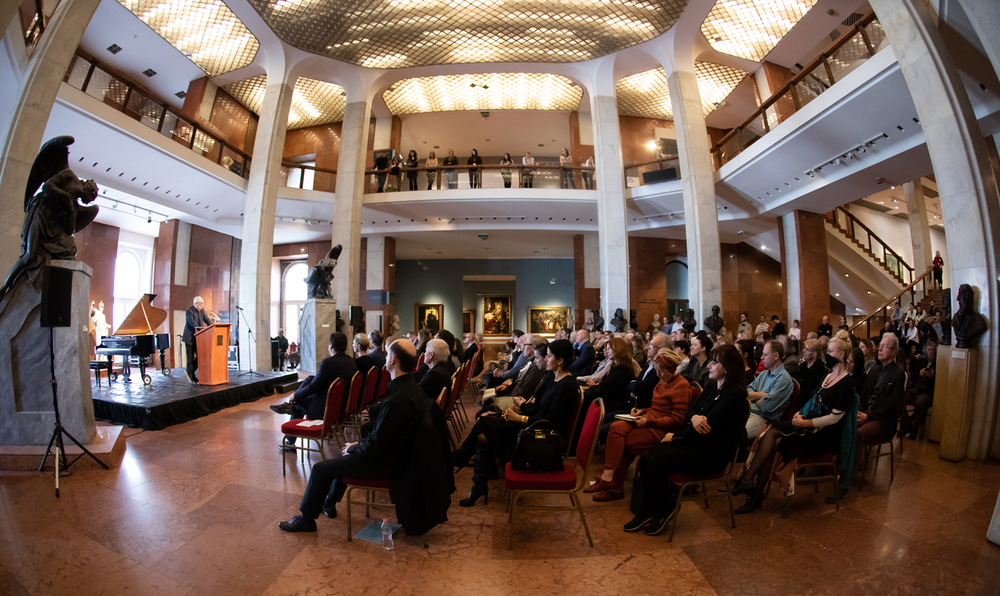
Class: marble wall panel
74,221,119,311
283,123,343,193
720,242,784,333
618,115,674,165
574,234,600,328
794,210,832,334
628,237,668,332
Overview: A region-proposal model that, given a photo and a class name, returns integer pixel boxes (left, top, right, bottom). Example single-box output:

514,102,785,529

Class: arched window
112,250,143,329
281,261,309,345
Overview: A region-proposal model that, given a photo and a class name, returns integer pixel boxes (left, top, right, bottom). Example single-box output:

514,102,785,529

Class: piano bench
90,360,112,388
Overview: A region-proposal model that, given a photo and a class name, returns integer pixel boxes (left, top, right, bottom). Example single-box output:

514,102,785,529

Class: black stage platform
92,368,298,430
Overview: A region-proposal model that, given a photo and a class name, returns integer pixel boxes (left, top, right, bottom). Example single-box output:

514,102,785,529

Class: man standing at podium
184,296,211,383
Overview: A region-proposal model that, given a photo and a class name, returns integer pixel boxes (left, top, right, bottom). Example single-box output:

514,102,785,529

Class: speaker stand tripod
38,327,108,497
236,306,263,378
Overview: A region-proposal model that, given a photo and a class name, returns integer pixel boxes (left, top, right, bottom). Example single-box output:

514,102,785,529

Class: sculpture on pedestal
952,284,987,349
629,309,638,331
703,305,725,334
390,314,400,338
592,309,604,332
611,308,627,333
305,244,343,299
682,308,697,333
0,136,99,301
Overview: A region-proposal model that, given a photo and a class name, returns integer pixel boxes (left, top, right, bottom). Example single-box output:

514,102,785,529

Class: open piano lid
113,293,167,335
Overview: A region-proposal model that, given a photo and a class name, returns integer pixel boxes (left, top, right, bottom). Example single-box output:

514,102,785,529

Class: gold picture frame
415,303,443,334
480,295,512,337
528,306,571,336
463,309,475,334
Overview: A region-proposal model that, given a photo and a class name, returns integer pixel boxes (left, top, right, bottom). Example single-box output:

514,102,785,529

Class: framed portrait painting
414,303,443,334
480,295,512,337
463,309,475,334
528,306,571,336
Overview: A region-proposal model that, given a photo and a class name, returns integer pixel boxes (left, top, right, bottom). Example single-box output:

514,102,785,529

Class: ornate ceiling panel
701,0,818,62
117,0,258,76
616,62,748,120
383,73,582,114
247,0,689,68
224,75,347,129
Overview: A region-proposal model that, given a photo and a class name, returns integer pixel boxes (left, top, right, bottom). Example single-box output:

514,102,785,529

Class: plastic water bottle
381,518,393,550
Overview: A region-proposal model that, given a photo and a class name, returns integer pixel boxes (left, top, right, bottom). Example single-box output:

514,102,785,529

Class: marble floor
2,391,999,596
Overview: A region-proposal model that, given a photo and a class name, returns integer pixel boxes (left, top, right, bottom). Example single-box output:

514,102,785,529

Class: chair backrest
361,366,379,409
573,398,605,490
443,371,461,417
375,366,388,401
343,371,363,416
435,387,448,410
781,379,801,421
416,352,426,368
321,379,347,435
689,385,702,403
564,387,585,456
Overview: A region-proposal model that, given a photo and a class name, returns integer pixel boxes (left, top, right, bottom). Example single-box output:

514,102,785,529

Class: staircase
825,207,912,286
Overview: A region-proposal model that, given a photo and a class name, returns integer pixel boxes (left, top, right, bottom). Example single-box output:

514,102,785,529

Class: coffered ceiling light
248,0,687,68
701,0,818,62
118,0,258,76
383,73,582,115
224,76,346,129
616,62,747,120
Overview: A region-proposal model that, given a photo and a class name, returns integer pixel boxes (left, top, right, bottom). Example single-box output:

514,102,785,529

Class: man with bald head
280,339,428,532
183,296,211,383
569,329,595,376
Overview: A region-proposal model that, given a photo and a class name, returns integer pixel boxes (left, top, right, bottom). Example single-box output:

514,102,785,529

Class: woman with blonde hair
585,349,692,501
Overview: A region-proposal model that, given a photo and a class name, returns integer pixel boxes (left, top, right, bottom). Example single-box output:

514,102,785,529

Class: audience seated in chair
569,329,596,377
585,348,691,502
492,338,547,399
745,339,794,440
625,344,749,535
680,334,712,389
856,333,905,456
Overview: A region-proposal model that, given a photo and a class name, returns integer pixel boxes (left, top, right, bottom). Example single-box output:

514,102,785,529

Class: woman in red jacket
584,349,692,501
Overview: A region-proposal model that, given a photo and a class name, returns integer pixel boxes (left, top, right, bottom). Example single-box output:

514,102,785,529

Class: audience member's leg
856,420,882,458
910,392,933,437
745,413,765,441
298,454,393,519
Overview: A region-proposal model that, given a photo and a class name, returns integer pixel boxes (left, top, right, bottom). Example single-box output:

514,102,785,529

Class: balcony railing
21,0,57,57
826,206,914,286
363,163,596,193
280,163,337,192
850,267,934,339
623,155,681,188
711,13,888,170
63,51,252,178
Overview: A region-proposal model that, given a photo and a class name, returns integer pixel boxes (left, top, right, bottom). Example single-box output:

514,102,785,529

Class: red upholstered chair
360,366,380,411
504,398,605,550
564,387,585,457
416,352,426,368
780,379,802,422
343,477,392,541
281,378,345,476
375,366,388,402
780,454,841,518
342,371,364,431
435,387,448,411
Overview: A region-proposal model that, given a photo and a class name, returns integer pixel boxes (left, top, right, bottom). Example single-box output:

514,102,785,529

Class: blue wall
395,259,575,335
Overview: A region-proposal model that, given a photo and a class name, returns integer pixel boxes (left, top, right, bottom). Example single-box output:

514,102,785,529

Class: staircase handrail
849,267,934,338
827,206,915,285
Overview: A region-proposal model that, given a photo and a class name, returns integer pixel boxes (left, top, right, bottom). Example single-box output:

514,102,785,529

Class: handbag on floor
510,421,564,472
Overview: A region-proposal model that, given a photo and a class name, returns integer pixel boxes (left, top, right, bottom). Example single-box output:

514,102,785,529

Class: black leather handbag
510,421,564,472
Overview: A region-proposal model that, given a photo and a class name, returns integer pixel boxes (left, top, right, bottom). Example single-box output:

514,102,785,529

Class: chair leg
859,446,869,491
702,482,709,509
346,486,354,541
889,440,895,483
668,483,686,543
508,492,519,550
726,479,736,529
573,492,594,548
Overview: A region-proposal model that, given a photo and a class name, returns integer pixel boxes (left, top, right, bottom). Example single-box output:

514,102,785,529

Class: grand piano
95,294,171,385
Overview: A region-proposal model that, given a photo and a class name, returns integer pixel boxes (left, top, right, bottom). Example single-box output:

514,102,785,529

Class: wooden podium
195,323,231,385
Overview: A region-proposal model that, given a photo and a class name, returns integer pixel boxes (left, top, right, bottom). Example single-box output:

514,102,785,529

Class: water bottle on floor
381,517,393,550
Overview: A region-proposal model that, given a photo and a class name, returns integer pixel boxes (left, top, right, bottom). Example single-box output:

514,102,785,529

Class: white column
871,0,1000,465
903,180,933,274
332,100,372,332
0,0,100,277
589,84,630,320
668,70,722,325
237,72,294,371
781,212,801,325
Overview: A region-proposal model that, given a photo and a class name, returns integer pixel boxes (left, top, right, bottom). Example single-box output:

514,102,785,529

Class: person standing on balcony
932,251,944,289
467,148,483,188
582,156,595,190
405,150,419,191
424,151,438,190
817,315,833,338
560,148,576,189
522,151,534,188
755,315,770,337
373,150,389,193
500,153,513,188
443,149,458,189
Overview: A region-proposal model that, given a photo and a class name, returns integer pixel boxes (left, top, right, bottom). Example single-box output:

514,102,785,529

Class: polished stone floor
1,390,998,596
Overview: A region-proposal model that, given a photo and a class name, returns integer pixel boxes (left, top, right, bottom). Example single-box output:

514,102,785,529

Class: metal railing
363,163,597,192
711,13,887,170
850,267,934,339
21,0,55,57
826,206,914,285
280,163,337,192
623,155,681,188
63,51,252,178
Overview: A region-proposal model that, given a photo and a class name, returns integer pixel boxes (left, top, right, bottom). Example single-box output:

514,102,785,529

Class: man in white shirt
736,312,753,338
755,315,770,337
521,152,535,188
669,314,684,334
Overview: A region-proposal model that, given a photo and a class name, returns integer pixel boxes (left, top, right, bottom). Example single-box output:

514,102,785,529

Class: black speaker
349,305,364,326
40,266,73,328
641,167,679,184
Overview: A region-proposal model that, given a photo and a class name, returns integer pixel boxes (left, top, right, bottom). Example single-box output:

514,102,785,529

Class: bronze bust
951,284,987,349
704,304,725,334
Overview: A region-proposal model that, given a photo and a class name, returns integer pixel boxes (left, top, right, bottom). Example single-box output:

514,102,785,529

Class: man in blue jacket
569,329,595,376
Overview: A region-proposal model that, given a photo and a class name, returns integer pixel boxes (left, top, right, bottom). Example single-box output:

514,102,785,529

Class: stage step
274,380,302,394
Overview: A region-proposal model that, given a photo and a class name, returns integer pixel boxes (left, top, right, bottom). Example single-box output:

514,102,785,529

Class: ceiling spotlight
845,273,850,277
147,215,152,223
760,245,766,250
835,293,840,297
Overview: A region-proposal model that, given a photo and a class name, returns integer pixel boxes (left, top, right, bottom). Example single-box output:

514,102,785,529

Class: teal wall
395,259,575,336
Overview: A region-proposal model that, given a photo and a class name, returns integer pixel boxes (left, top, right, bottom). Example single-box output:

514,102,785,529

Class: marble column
903,180,933,274
589,92,630,320
956,0,1000,83
667,70,722,326
332,100,372,344
780,210,831,334
0,0,100,278
237,74,294,371
872,0,1000,464
780,212,801,326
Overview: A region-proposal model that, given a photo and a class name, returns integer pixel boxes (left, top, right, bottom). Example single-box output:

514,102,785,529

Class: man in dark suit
368,330,387,369
568,329,595,377
418,339,453,403
857,333,905,460
279,339,427,532
271,332,357,448
462,332,479,362
493,339,544,398
183,296,211,383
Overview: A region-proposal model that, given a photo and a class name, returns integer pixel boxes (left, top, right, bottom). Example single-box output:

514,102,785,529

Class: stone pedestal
299,298,336,374
927,345,951,443
0,260,96,446
938,346,977,461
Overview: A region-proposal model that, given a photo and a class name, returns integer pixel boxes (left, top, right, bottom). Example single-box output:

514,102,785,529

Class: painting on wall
463,309,475,334
528,306,571,336
480,295,512,337
415,303,443,333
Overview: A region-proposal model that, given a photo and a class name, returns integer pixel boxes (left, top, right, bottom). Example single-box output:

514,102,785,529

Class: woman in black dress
467,149,483,188
405,149,419,191
452,340,580,507
733,336,854,513
625,344,750,535
794,338,828,404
